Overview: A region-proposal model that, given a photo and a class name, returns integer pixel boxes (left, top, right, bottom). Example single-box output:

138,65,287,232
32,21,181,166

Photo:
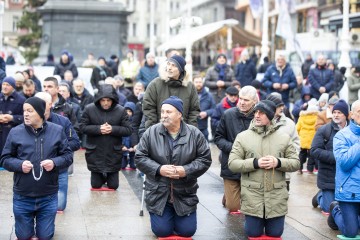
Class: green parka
228,120,300,219
142,65,200,129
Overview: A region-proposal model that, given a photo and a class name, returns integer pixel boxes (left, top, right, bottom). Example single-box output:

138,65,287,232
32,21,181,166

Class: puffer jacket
54,60,78,80
292,85,311,123
347,71,360,105
308,65,334,100
234,60,257,87
204,64,235,103
143,66,200,129
262,63,297,105
311,121,343,190
0,122,73,197
135,122,212,216
136,62,159,88
228,120,300,219
296,110,318,149
333,120,360,202
214,106,254,180
80,85,132,172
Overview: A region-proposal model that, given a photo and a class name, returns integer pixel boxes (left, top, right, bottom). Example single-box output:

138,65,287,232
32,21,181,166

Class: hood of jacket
94,84,119,110
124,101,136,113
159,61,192,87
301,85,311,99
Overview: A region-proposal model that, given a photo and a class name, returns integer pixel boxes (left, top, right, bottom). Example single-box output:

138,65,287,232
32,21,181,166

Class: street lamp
338,0,351,72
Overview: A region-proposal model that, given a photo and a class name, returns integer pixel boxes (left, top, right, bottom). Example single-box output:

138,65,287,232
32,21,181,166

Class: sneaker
312,191,320,208
327,201,339,230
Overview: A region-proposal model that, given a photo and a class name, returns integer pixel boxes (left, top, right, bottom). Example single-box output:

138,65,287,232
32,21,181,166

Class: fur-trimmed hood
158,60,192,87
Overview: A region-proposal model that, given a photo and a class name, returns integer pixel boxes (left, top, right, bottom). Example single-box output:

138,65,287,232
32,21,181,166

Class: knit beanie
253,100,276,121
217,53,227,60
266,94,284,107
168,55,186,73
332,99,349,117
25,97,46,119
162,96,183,114
2,76,16,89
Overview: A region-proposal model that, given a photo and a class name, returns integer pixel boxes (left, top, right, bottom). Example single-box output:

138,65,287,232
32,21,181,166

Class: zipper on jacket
69,128,72,138
40,138,44,161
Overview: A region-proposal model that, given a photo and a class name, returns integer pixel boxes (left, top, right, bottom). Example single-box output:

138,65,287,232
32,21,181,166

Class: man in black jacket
310,99,349,213
214,85,258,212
135,96,211,238
80,84,132,190
0,97,72,240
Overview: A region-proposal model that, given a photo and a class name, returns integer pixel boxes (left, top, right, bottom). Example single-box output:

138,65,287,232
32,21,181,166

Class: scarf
216,63,227,81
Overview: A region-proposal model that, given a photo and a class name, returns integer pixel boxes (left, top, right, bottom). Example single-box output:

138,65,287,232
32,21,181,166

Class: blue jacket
136,62,159,88
292,86,311,122
48,112,80,173
333,120,360,202
235,60,257,87
197,88,215,130
308,65,334,99
0,57,6,83
0,122,73,197
0,91,26,151
262,63,297,105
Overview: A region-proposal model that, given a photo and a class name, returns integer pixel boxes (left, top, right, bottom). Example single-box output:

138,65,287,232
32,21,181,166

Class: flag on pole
249,0,263,19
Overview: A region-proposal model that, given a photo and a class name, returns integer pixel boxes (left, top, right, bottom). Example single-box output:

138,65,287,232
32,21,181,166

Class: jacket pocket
270,182,288,215
145,181,167,206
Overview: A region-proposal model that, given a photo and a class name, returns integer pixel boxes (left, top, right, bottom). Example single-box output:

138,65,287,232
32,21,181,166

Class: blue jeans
13,193,57,240
58,171,69,211
333,201,360,238
317,190,335,213
245,215,285,237
150,203,197,238
200,128,209,141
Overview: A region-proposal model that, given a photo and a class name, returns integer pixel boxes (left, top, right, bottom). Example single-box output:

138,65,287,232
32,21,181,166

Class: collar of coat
249,120,279,136
159,121,188,142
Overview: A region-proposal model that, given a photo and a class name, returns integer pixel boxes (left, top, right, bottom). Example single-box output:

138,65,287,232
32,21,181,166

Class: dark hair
23,79,35,87
44,77,59,87
59,82,70,92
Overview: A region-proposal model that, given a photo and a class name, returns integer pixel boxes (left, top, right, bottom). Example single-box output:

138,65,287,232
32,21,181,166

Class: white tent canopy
157,19,240,53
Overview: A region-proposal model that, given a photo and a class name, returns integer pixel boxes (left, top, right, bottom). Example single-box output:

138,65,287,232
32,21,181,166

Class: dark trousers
150,203,197,238
91,172,119,190
245,215,285,237
299,148,317,171
121,152,136,169
333,201,360,238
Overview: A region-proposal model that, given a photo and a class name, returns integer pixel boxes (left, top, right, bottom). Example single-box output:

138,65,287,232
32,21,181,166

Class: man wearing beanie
328,99,360,235
215,86,258,212
143,54,200,129
0,76,26,153
0,97,72,240
229,100,299,238
204,53,235,104
310,99,349,216
135,96,211,238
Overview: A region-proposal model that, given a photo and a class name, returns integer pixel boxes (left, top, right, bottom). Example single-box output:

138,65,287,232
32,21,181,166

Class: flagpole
338,0,351,72
259,0,269,64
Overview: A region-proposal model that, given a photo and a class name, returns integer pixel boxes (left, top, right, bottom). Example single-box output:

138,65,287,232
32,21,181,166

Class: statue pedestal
33,0,131,66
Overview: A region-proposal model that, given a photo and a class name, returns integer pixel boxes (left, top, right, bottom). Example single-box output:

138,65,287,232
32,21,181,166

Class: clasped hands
22,160,55,173
272,83,289,91
258,156,278,170
100,122,112,134
160,165,186,179
0,114,13,123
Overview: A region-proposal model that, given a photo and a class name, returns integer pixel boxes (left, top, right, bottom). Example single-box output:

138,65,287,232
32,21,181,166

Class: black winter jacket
135,122,212,216
0,122,73,197
80,85,132,173
214,106,254,180
310,121,343,190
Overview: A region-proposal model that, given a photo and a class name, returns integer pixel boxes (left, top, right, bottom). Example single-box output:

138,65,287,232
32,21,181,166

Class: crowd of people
0,48,360,239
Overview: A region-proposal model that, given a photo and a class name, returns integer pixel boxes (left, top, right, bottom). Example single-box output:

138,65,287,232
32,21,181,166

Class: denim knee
151,226,173,237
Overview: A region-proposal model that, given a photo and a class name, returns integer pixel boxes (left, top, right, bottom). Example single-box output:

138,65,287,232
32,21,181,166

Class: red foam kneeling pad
158,236,192,240
248,235,282,240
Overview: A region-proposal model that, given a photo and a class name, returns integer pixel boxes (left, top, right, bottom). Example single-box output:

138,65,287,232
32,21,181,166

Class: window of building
176,2,180,10
213,8,218,22
13,16,19,32
11,0,22,3
154,24,157,36
170,1,173,11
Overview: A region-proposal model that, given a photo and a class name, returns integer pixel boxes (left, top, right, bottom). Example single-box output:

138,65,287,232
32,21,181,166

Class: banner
249,0,263,19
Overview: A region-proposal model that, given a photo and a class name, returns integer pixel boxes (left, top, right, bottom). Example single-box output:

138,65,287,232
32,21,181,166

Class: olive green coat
228,121,300,219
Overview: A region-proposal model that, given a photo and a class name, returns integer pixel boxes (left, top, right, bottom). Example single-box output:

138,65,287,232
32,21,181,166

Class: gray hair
146,52,155,59
239,86,259,102
35,92,52,104
351,100,360,111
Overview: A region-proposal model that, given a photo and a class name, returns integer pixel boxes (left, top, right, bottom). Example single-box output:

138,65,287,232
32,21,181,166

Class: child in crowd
121,102,137,170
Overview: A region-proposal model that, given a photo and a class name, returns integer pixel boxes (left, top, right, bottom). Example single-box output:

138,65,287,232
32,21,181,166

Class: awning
156,19,261,53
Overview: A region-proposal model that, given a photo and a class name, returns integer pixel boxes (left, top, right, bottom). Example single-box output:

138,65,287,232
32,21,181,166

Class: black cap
225,86,239,96
266,94,284,107
253,100,276,121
